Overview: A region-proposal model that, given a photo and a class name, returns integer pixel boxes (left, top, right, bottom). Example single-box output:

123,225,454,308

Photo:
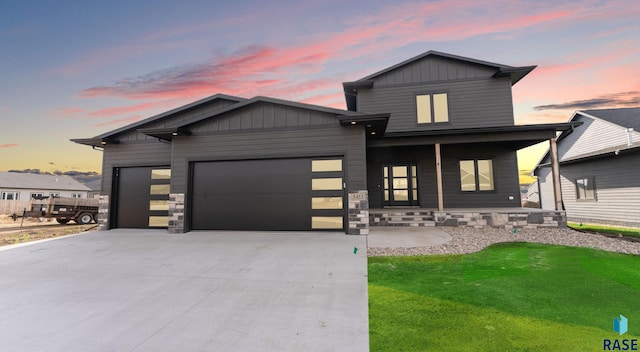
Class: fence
0,200,32,215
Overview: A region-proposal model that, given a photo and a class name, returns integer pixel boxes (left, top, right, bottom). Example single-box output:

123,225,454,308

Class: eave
337,113,390,138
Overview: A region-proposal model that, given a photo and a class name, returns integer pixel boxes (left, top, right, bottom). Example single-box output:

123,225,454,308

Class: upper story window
460,159,494,192
416,93,449,124
576,177,596,200
71,193,83,198
1,191,20,200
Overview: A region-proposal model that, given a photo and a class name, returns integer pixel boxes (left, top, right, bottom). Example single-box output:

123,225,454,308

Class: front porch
369,207,566,229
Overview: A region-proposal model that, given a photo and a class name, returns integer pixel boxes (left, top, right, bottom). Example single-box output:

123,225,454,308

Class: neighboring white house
535,108,640,228
0,172,91,200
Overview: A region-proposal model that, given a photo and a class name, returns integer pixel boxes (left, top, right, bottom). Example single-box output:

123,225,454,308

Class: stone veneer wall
433,210,567,229
97,195,109,230
348,190,369,235
168,193,185,234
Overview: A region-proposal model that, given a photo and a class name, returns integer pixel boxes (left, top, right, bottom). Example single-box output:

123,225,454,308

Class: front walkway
0,230,369,352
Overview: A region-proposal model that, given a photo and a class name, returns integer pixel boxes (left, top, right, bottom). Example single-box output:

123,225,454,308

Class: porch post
549,137,563,211
435,143,444,211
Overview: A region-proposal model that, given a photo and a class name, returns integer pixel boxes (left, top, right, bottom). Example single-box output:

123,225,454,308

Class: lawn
568,222,640,238
369,243,640,351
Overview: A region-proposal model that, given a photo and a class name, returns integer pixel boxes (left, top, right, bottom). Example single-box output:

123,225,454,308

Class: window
576,177,596,200
71,193,83,198
50,192,60,197
1,192,19,200
30,192,45,199
416,93,449,124
460,159,494,192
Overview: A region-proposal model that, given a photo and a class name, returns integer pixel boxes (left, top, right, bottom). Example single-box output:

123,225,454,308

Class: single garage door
114,166,171,228
191,158,345,231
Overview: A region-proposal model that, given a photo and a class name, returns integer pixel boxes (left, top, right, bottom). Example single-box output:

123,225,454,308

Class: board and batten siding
170,125,367,195
189,102,338,133
101,141,172,195
357,77,514,133
371,55,497,86
558,115,640,160
116,98,239,142
559,152,640,227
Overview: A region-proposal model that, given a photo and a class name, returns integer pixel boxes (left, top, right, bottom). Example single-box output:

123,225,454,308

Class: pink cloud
0,144,19,149
88,101,173,117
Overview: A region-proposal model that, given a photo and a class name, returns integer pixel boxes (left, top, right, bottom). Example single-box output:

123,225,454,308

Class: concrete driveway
0,230,368,352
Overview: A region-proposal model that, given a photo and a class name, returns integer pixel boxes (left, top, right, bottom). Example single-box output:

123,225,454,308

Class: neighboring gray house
535,108,640,227
73,50,575,233
0,172,91,200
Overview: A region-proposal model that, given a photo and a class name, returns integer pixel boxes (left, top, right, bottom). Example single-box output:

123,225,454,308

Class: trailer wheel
56,218,70,224
76,213,93,225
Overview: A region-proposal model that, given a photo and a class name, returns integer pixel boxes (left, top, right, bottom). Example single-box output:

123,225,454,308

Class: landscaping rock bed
367,227,640,256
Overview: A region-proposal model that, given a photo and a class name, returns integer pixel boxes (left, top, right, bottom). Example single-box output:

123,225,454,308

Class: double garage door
115,158,345,231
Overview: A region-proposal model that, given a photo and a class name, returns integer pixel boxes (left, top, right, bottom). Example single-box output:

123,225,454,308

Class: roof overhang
492,66,537,85
338,113,390,138
342,80,374,111
70,138,119,148
369,122,581,149
137,127,192,142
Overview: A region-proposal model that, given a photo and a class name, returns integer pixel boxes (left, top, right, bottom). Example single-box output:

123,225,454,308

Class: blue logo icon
614,315,628,335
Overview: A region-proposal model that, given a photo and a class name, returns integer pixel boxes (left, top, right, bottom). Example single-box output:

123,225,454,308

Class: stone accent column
97,195,110,230
168,193,185,234
348,190,369,235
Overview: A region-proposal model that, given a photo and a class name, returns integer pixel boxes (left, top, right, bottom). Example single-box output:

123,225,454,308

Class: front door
383,164,419,206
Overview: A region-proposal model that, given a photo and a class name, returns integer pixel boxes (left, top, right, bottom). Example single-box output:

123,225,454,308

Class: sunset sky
1,0,639,183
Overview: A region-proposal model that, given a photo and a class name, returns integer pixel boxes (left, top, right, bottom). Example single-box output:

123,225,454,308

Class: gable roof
136,95,388,141
96,93,245,139
72,93,246,147
342,50,536,111
580,108,640,131
0,172,90,191
533,108,640,172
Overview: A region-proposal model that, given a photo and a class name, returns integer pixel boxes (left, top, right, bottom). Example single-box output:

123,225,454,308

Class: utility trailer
11,196,99,225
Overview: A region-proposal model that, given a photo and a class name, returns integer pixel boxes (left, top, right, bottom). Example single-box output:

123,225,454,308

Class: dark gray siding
367,143,521,208
171,125,367,194
441,144,521,207
373,56,496,85
117,99,238,142
190,102,338,133
560,152,640,227
367,146,436,208
101,141,172,195
358,77,514,133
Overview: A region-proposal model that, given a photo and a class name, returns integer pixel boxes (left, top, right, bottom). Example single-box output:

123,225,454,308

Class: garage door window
312,197,343,209
312,216,343,229
312,178,343,191
150,184,170,195
311,158,344,230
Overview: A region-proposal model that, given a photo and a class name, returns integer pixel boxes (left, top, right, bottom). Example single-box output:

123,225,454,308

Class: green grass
369,243,640,351
568,221,640,238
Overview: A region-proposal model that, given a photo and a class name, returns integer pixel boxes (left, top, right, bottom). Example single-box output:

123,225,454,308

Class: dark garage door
115,167,171,228
191,158,345,231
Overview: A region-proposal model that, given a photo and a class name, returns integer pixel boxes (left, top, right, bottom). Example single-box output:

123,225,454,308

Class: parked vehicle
11,195,98,224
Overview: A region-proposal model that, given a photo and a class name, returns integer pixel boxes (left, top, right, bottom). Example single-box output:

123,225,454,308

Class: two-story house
73,50,576,234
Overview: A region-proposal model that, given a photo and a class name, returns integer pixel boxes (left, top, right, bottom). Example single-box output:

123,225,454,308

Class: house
73,50,576,234
535,108,640,228
0,172,91,200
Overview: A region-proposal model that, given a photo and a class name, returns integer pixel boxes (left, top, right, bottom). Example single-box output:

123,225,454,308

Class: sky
1,0,639,183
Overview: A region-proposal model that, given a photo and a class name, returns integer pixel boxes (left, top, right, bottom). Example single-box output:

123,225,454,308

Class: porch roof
368,122,581,149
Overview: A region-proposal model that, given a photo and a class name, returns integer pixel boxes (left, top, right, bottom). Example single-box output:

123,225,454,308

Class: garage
191,158,345,231
114,167,171,229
